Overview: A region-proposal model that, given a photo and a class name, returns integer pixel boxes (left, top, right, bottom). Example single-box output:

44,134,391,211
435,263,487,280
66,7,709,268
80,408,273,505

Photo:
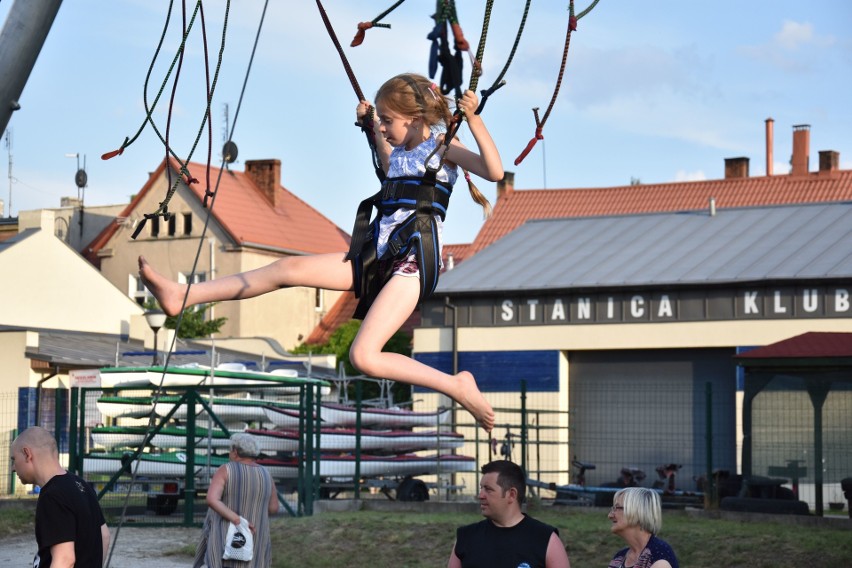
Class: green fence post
77,389,88,474
313,382,322,511
296,384,305,517
520,380,527,475
304,381,315,516
535,410,541,495
354,379,362,500
9,428,17,495
55,388,66,450
705,382,715,509
184,389,198,526
69,388,78,475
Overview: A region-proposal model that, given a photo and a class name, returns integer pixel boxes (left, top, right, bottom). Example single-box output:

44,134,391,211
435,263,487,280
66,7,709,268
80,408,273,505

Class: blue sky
2,0,850,245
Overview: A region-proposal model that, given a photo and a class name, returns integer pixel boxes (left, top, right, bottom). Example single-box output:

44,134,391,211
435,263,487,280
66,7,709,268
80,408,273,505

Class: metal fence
744,369,852,515
2,373,849,522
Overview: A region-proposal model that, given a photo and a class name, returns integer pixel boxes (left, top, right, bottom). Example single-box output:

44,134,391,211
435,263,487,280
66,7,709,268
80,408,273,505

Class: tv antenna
221,103,238,168
65,152,87,236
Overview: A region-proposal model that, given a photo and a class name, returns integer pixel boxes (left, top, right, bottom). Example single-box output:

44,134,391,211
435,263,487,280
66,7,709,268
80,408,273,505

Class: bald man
11,426,110,568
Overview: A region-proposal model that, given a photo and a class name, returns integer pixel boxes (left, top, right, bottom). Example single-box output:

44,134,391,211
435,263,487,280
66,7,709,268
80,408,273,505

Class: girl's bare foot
455,371,495,433
138,256,187,316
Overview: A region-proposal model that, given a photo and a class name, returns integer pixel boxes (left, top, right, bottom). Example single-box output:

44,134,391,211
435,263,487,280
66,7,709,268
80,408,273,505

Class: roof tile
182,160,350,254
471,171,852,256
85,158,350,266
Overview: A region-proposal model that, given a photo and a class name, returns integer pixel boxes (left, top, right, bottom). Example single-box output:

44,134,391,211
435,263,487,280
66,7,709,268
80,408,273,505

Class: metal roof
468,169,852,257
736,332,852,364
5,327,337,378
437,202,852,294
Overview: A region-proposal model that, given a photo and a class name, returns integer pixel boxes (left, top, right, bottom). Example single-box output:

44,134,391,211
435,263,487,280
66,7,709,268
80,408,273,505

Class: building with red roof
470,125,848,258
86,157,351,350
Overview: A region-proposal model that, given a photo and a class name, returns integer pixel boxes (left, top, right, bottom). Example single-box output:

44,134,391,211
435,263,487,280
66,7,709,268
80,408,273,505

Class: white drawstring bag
222,516,253,562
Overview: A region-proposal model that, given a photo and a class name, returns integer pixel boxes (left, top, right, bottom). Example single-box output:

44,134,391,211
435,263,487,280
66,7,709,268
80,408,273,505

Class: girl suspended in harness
138,72,503,432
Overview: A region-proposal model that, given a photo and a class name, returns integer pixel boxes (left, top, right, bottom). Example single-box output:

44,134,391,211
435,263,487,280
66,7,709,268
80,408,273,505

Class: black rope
316,0,384,181
475,0,532,115
315,0,365,101
104,3,273,566
424,0,495,168
109,0,229,240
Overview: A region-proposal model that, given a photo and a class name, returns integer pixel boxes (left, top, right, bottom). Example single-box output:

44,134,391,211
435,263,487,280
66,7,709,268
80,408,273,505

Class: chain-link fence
744,369,852,515
3,370,849,521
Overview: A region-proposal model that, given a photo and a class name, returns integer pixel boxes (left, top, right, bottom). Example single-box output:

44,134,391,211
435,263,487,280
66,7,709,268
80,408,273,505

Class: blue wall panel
17,387,37,435
414,350,560,393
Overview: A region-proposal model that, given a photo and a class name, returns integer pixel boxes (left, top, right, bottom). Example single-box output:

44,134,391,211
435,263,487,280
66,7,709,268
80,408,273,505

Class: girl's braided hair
376,73,492,217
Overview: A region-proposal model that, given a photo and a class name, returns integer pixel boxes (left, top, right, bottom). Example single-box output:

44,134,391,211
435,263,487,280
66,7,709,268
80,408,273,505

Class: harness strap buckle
386,238,402,257
381,180,400,201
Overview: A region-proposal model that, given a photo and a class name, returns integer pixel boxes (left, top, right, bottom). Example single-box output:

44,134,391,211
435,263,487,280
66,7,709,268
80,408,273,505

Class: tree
293,320,413,404
144,299,227,339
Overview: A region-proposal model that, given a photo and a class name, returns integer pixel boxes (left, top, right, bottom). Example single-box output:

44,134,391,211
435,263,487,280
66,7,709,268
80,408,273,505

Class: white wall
0,217,143,335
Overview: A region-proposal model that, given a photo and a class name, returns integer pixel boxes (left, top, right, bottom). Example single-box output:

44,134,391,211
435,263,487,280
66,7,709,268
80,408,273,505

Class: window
179,271,207,285
183,213,192,236
150,216,160,237
172,272,209,318
315,288,324,311
168,215,177,236
130,275,153,306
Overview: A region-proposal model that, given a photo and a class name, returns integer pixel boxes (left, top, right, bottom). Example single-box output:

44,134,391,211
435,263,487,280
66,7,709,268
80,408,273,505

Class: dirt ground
0,526,200,568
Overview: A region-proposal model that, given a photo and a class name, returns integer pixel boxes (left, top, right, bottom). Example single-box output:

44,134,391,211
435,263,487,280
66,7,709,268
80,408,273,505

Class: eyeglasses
609,505,624,514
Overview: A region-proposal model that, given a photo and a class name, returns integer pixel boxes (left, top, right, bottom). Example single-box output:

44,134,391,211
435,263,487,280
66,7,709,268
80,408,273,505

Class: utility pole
0,0,64,136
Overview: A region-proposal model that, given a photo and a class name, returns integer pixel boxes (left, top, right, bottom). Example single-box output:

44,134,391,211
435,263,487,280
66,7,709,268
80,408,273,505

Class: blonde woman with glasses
607,487,678,568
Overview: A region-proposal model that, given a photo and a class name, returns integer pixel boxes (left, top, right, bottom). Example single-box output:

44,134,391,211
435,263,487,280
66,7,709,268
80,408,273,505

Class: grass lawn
261,505,850,568
3,502,850,567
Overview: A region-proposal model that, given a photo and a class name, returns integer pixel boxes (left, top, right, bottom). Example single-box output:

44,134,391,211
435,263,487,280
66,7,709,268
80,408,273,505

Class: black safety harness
345,167,453,320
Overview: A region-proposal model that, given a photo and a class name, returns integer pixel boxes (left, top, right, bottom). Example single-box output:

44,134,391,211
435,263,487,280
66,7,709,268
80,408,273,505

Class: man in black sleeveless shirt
448,460,571,568
11,426,110,568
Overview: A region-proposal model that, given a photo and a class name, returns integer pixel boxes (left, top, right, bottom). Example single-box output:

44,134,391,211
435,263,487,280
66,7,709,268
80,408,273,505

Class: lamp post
145,310,167,366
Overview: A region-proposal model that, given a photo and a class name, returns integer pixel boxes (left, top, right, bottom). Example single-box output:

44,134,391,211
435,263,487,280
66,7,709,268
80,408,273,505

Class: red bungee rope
514,0,600,166
350,0,407,47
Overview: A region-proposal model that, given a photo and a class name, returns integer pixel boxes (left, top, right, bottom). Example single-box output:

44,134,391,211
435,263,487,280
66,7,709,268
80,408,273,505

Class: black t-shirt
454,514,559,568
34,472,106,568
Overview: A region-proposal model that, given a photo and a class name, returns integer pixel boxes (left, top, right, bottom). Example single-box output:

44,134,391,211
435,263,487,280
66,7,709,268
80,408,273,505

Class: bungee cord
101,0,229,240
427,0,473,98
316,0,386,181
92,8,611,541
350,0,408,47
514,0,600,165
101,3,271,566
423,0,494,177
475,0,533,115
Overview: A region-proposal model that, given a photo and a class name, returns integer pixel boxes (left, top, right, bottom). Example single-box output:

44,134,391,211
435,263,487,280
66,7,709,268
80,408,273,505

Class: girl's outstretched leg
349,276,495,432
138,253,353,317
138,256,189,316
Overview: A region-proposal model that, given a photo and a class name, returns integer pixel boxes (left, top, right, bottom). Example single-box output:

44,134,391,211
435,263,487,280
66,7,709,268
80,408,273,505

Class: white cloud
581,91,745,153
775,20,814,50
773,160,791,175
738,19,836,72
534,44,713,111
673,170,707,182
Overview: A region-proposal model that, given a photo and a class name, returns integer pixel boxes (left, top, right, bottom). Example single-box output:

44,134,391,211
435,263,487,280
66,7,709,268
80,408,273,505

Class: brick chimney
245,159,282,207
496,171,515,200
724,157,749,179
790,124,810,176
819,150,839,173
